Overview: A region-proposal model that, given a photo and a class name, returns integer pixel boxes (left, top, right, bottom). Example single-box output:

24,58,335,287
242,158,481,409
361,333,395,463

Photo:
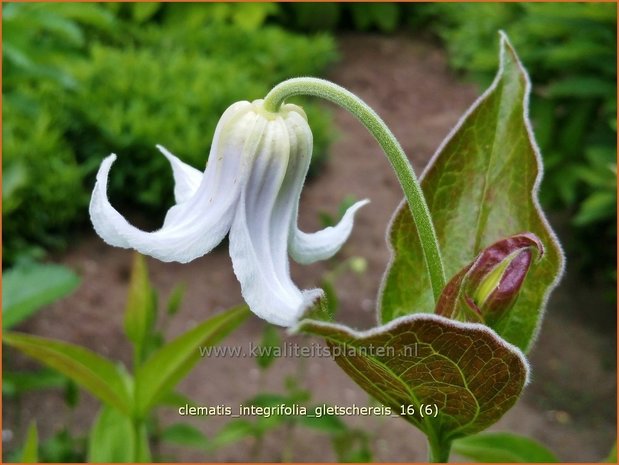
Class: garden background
3,2,616,462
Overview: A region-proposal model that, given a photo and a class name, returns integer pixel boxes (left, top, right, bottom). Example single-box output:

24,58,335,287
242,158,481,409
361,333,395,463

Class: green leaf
208,420,256,449
124,253,157,361
3,368,68,397
87,406,135,463
573,191,617,226
134,305,250,417
3,332,131,415
157,390,197,409
298,314,528,446
299,409,347,434
131,2,161,23
2,263,80,329
256,324,281,370
604,442,617,462
166,283,186,316
161,423,208,449
332,428,373,463
380,33,564,352
21,421,38,463
320,278,340,318
452,432,558,462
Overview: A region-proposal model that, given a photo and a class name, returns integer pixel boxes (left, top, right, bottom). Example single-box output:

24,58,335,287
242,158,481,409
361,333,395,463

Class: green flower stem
264,77,446,301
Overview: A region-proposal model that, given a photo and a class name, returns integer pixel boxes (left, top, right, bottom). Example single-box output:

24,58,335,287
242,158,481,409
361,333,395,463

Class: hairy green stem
264,78,446,301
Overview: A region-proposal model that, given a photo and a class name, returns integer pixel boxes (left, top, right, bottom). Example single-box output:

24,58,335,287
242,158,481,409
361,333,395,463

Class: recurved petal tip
290,198,370,265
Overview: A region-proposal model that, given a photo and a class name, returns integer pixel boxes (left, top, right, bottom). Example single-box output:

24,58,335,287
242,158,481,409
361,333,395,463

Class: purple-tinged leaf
298,314,528,445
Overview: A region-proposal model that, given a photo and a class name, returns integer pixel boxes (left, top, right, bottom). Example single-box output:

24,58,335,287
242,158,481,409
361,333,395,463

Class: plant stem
264,78,446,301
428,435,452,463
133,418,151,462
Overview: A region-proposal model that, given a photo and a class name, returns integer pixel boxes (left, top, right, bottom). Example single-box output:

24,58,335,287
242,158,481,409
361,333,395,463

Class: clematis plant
89,33,564,462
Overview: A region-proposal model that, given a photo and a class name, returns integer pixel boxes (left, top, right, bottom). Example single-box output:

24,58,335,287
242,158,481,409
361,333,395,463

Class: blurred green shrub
422,3,617,281
3,3,338,265
281,3,401,33
3,93,85,263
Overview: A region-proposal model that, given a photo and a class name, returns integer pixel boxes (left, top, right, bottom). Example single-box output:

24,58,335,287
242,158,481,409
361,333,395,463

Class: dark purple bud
436,233,544,326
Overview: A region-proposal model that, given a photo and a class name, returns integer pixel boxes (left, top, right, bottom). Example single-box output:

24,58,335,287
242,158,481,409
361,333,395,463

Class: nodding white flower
90,99,369,327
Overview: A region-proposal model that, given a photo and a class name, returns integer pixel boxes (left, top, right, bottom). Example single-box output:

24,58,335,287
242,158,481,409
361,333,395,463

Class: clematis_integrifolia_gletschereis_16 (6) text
90,99,369,327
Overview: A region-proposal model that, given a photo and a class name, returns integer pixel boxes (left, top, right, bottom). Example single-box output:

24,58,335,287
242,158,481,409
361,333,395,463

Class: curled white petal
89,101,256,263
89,155,235,263
157,145,201,204
290,199,370,265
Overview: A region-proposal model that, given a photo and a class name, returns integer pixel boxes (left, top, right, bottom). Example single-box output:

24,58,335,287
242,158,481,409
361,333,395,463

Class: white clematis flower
90,99,369,327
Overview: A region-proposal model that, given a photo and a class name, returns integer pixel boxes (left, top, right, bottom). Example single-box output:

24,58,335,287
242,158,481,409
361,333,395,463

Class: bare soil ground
4,34,616,462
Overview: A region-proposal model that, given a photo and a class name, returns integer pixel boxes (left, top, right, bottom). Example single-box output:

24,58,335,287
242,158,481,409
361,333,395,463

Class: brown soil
3,34,616,462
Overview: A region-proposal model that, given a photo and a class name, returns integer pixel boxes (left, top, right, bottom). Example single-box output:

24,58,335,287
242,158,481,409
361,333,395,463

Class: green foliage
20,422,39,463
38,429,87,463
123,254,157,364
380,36,563,353
4,253,249,462
255,324,281,370
282,3,402,33
3,3,115,88
3,3,338,264
3,369,67,397
3,95,85,263
88,405,150,462
3,331,134,415
134,304,250,417
425,3,617,280
452,432,558,462
605,442,617,463
2,262,80,329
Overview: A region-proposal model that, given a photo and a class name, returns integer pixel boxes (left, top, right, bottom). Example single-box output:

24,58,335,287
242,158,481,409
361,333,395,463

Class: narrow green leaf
21,421,38,463
3,368,68,396
604,442,617,462
134,305,250,416
166,283,187,316
256,324,281,370
157,390,198,409
161,423,208,449
3,332,131,415
298,314,528,446
380,33,564,352
124,253,156,358
208,420,256,449
320,278,340,318
452,432,558,462
88,406,135,463
3,263,80,329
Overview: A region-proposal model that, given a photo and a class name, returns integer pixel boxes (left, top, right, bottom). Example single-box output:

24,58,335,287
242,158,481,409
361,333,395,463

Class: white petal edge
89,100,256,263
156,145,202,204
289,199,370,265
89,154,237,263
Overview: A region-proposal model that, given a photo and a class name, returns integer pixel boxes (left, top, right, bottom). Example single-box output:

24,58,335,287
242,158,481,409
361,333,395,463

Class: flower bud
436,233,544,326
